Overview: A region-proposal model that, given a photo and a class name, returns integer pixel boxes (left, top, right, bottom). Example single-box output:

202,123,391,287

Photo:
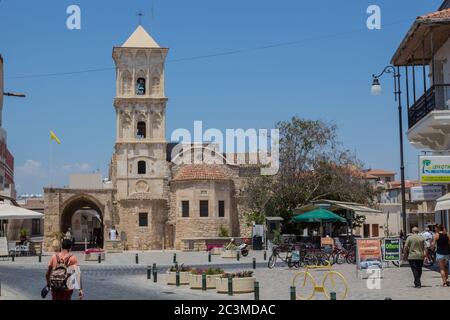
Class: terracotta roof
365,169,396,176
419,8,450,21
388,180,420,189
172,165,231,181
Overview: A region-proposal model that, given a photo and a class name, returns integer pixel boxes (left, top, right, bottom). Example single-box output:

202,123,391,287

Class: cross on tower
136,11,144,25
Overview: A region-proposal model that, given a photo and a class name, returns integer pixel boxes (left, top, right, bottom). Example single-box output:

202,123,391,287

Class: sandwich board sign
356,238,383,279
0,237,9,257
382,238,401,266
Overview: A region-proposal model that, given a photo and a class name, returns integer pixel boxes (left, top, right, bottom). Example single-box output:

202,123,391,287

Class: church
43,26,260,251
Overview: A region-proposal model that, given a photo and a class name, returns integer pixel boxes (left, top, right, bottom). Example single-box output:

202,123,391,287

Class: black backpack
50,254,72,291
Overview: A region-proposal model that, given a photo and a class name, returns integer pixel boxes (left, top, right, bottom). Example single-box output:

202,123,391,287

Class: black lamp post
371,65,407,238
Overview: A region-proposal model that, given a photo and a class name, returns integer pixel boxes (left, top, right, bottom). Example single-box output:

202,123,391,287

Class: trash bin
252,236,263,250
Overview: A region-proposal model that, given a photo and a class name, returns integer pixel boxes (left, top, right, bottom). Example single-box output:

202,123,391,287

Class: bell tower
112,26,169,201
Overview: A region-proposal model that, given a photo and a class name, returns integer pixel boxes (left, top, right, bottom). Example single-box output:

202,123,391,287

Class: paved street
1,251,450,300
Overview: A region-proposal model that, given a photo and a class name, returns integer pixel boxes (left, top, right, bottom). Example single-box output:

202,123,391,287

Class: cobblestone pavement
1,251,449,300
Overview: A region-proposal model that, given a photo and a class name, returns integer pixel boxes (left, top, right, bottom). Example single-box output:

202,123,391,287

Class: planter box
167,271,190,285
216,277,256,294
189,274,223,289
210,247,225,255
221,249,238,259
84,252,105,261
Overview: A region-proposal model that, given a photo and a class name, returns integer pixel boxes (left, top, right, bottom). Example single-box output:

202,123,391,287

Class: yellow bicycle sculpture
291,263,349,300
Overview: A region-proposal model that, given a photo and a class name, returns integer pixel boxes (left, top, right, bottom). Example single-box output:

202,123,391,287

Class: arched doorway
61,195,104,251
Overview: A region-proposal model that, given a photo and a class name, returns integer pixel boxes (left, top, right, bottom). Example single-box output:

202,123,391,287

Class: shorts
436,253,450,262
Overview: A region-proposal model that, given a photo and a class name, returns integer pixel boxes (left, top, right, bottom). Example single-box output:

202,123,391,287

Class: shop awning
435,192,450,211
0,202,44,220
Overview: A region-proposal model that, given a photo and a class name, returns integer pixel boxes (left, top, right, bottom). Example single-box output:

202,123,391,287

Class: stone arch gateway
43,188,115,251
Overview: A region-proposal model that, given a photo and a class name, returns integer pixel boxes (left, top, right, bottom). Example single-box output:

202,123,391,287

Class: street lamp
371,65,407,238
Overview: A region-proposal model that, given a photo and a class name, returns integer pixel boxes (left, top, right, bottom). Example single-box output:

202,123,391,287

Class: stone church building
43,26,259,251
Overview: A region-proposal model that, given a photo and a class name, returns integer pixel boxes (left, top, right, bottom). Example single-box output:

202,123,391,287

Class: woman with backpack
45,239,84,300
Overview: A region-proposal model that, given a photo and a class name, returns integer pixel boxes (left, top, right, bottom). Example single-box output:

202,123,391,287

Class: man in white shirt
109,226,119,241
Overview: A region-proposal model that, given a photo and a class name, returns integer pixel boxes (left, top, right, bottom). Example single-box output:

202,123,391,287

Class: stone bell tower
111,25,169,250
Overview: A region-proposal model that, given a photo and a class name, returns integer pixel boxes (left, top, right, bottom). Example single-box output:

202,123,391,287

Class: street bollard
98,254,101,264
254,281,260,300
176,271,180,287
147,266,151,280
236,251,240,261
253,258,256,269
330,292,337,300
202,272,207,291
153,265,158,283
11,254,14,262
173,253,177,264
135,253,139,264
290,286,296,301
228,274,233,296
38,254,42,263
264,251,267,261
208,251,211,263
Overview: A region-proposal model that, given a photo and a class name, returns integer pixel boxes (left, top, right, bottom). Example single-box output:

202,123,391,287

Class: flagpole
49,138,53,188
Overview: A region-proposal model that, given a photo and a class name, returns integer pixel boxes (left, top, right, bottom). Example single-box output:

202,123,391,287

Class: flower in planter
85,248,104,254
221,271,254,278
169,263,192,272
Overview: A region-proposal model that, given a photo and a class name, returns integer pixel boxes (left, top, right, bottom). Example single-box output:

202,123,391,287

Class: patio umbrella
0,202,44,220
291,208,347,223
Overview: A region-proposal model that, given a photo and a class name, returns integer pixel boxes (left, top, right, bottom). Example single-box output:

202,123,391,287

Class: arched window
137,121,146,139
151,76,160,95
138,161,146,175
136,77,146,95
122,71,132,96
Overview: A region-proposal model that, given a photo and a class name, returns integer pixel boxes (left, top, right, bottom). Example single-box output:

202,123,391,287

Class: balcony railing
408,84,450,129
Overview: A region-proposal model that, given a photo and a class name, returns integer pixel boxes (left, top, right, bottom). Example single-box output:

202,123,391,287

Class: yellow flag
50,131,61,144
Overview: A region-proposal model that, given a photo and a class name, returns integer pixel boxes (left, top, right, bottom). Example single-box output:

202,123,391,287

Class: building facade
44,26,255,251
391,1,450,230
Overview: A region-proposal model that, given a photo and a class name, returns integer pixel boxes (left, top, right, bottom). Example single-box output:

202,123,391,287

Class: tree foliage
241,116,375,230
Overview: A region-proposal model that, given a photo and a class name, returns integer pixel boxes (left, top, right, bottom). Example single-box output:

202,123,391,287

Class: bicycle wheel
292,271,316,300
334,253,345,265
304,252,318,266
268,255,277,269
322,271,348,300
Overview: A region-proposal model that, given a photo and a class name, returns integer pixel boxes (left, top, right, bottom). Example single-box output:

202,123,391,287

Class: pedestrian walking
403,227,427,288
109,225,119,241
45,239,84,300
432,224,450,287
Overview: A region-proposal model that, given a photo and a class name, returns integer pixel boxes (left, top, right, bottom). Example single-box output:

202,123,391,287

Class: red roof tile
173,165,230,181
419,8,450,21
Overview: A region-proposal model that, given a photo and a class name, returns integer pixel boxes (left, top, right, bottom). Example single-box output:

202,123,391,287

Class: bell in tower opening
136,77,146,95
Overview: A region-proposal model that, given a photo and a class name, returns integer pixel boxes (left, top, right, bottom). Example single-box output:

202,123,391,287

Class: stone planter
210,247,225,255
84,252,105,261
189,274,223,289
216,277,256,294
167,271,190,285
221,249,237,259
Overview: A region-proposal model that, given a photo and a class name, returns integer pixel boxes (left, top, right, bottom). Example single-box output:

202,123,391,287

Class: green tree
241,116,374,232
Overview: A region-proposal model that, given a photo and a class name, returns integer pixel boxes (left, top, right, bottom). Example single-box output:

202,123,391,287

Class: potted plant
19,228,29,243
221,241,238,259
167,264,192,285
189,268,224,289
216,271,256,294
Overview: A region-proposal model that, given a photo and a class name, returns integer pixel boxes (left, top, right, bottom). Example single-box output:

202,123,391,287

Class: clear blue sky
0,0,443,194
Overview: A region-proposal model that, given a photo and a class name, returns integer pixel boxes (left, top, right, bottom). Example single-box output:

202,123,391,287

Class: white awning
435,192,450,211
0,202,44,220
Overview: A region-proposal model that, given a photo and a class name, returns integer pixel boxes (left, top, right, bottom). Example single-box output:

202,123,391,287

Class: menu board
356,238,383,270
382,238,401,262
0,237,8,257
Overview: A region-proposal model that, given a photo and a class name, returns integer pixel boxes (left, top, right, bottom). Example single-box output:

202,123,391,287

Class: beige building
43,26,255,251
